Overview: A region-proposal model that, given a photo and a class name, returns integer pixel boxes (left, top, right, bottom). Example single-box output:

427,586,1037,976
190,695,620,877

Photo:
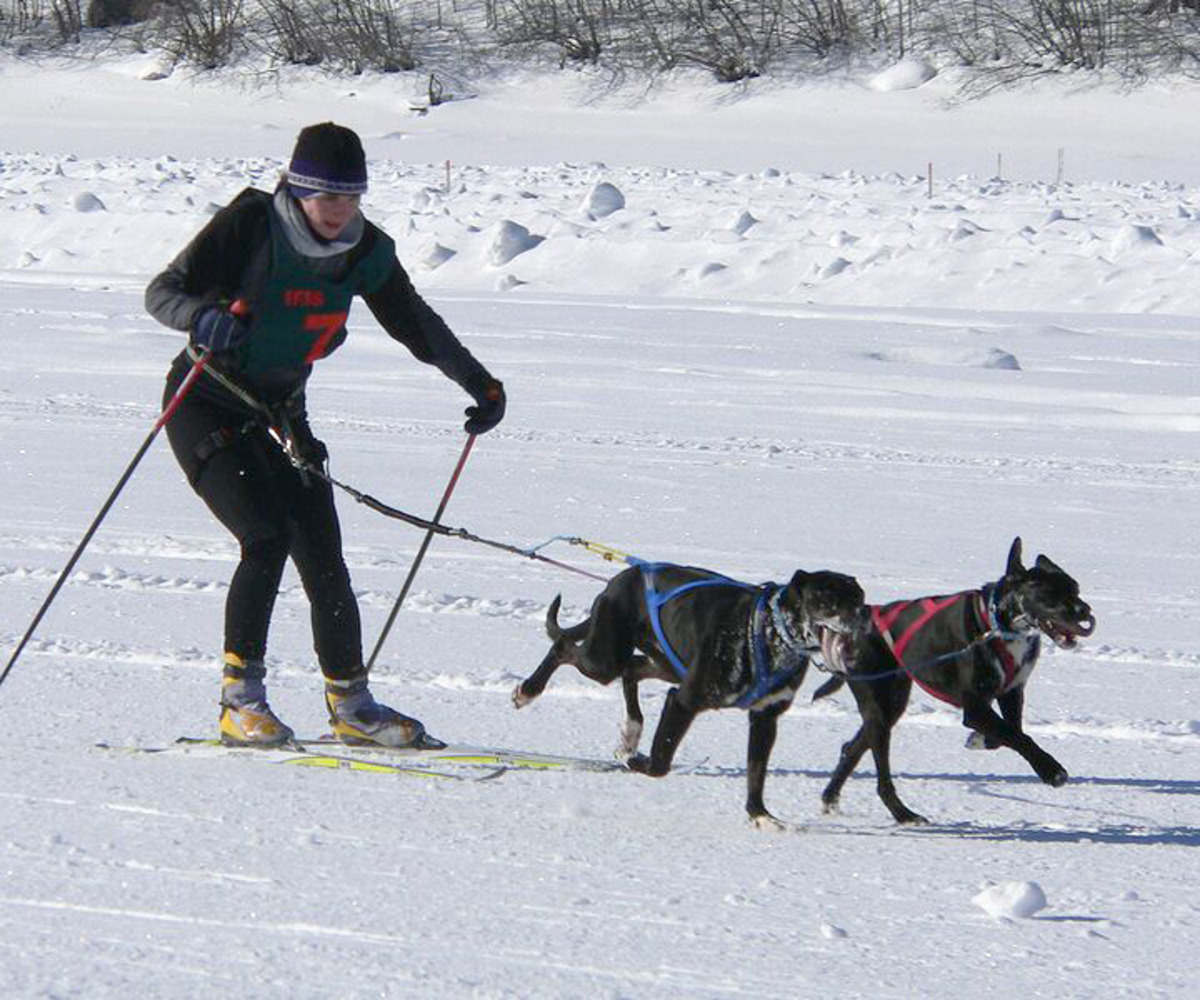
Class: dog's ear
786,570,810,596
1005,536,1025,577
1034,554,1066,576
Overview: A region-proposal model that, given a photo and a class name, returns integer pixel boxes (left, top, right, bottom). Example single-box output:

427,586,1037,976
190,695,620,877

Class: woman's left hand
465,380,506,434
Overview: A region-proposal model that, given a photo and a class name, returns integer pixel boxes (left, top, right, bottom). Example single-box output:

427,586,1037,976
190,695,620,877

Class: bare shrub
256,0,326,65
47,0,81,40
777,0,858,58
87,0,151,26
671,0,781,81
490,0,610,66
324,0,417,73
153,0,246,69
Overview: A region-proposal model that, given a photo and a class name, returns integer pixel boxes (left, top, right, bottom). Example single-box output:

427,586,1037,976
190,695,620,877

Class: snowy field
1,54,1198,999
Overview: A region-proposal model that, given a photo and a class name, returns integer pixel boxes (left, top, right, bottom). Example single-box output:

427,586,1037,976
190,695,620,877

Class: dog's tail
545,595,590,642
811,675,845,702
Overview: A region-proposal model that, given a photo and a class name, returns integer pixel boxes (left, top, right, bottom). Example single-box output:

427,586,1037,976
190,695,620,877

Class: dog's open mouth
818,626,854,673
1039,613,1095,649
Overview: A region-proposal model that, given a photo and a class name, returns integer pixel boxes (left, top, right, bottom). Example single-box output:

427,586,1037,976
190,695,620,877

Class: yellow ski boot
219,653,295,748
325,677,428,748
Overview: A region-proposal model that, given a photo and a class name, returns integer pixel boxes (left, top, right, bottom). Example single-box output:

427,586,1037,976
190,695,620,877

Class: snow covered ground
1,53,1198,999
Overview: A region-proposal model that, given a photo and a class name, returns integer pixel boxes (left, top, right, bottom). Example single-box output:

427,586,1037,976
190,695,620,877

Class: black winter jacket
146,188,493,408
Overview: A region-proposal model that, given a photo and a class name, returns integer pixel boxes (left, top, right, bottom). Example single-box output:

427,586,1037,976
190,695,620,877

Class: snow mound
72,191,106,213
972,881,1047,919
950,220,986,241
868,345,1020,370
868,59,937,92
730,210,759,235
422,242,456,270
820,257,853,279
1110,223,1164,255
583,181,625,218
488,220,544,266
495,273,527,291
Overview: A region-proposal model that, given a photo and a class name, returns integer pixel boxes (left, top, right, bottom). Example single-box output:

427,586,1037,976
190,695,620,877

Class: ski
286,735,625,773
100,736,625,774
96,739,504,782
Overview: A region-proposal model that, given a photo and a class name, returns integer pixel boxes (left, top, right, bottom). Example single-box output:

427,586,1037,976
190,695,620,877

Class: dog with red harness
813,537,1095,825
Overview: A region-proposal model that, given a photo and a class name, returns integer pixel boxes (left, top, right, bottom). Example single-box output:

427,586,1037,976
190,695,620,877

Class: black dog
513,561,866,828
815,537,1095,825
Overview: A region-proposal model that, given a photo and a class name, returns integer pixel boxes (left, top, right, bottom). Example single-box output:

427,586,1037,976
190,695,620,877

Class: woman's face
299,193,361,240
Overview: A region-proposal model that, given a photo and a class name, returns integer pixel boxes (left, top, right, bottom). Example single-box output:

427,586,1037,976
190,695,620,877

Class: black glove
464,379,505,435
191,305,250,353
287,417,328,471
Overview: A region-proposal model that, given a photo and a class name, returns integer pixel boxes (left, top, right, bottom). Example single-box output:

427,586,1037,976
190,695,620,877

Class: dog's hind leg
513,642,571,708
626,688,697,778
821,725,869,816
823,678,925,825
962,696,1067,786
867,678,926,825
865,721,927,826
618,673,643,759
513,596,585,708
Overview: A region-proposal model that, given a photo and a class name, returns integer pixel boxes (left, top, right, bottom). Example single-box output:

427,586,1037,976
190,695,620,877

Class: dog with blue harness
513,558,866,828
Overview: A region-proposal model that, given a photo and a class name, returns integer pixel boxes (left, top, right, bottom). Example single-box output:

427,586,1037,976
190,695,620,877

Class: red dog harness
870,590,1024,707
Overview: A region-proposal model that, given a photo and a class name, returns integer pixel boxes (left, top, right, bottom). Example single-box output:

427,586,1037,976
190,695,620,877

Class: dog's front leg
966,686,1025,750
961,697,1067,786
746,705,787,830
626,687,696,778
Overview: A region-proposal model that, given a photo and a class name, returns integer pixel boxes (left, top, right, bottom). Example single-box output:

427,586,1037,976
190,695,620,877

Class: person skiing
145,122,505,749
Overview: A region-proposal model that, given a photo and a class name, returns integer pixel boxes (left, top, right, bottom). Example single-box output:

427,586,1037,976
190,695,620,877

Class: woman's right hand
191,305,250,353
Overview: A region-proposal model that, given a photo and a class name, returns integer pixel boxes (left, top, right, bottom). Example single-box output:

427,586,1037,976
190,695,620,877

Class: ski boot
325,676,435,748
219,653,295,748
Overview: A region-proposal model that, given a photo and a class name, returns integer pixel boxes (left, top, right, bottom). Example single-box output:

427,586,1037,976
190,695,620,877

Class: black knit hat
287,122,368,197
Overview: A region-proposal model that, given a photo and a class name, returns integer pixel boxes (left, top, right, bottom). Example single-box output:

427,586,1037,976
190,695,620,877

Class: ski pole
366,434,477,670
1,347,213,692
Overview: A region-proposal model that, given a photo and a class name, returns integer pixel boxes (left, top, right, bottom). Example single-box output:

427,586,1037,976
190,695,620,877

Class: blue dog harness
635,561,815,709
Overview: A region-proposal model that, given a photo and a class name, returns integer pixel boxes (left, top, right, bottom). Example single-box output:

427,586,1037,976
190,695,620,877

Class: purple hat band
286,158,368,196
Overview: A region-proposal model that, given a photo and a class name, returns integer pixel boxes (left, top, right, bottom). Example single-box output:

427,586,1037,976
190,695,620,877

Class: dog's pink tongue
820,630,848,673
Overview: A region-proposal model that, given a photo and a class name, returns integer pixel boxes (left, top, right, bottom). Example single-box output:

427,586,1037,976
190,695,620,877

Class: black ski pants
163,367,363,681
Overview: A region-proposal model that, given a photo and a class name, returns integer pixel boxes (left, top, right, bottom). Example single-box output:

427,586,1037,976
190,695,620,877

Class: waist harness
635,561,812,709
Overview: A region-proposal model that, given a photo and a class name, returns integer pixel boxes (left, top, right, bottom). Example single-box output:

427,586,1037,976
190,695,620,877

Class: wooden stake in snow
445,159,452,193
927,161,933,198
1056,148,1065,186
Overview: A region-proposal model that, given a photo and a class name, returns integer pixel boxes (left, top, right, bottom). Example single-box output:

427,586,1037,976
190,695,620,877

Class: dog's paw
749,813,788,832
821,797,841,816
625,753,668,777
1033,755,1069,787
896,811,930,826
511,684,534,709
1044,766,1069,788
625,753,650,774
